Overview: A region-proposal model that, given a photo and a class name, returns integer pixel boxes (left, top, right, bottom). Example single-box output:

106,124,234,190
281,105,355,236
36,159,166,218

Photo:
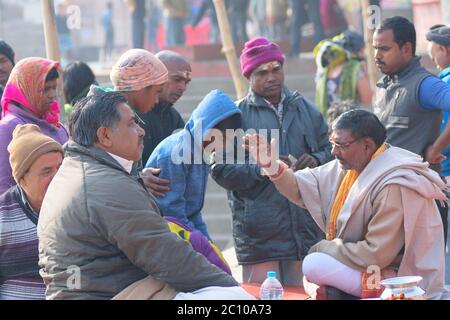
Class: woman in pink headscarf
0,57,69,194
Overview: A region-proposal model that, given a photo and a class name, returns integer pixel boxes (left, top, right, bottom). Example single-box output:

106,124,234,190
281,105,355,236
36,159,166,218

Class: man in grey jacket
373,17,450,243
211,37,332,286
37,92,252,300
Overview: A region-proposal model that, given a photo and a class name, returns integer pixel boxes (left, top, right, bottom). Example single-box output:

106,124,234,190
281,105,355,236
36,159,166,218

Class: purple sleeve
0,118,23,194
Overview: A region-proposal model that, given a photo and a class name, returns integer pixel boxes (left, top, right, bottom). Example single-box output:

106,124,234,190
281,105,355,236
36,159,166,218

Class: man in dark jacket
38,92,252,300
139,50,191,165
0,39,15,117
211,37,332,286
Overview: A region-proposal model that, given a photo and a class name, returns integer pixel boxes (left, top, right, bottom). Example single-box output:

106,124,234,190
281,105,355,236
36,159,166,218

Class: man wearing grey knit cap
427,25,450,72
425,24,450,179
0,39,15,116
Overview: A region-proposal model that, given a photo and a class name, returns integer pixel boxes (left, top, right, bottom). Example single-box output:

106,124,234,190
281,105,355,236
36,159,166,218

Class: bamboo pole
41,0,67,124
361,0,379,95
41,0,61,62
212,0,248,100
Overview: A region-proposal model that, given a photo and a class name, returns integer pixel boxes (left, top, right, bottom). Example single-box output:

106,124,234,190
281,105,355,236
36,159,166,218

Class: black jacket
138,101,185,166
211,87,332,264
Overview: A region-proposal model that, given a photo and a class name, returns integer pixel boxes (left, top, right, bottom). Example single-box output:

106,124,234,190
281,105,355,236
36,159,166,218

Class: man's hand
279,155,293,167
292,154,319,171
243,134,279,176
425,145,447,165
141,168,170,198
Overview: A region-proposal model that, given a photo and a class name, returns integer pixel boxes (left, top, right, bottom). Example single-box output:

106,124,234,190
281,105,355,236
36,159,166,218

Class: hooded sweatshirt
146,90,241,240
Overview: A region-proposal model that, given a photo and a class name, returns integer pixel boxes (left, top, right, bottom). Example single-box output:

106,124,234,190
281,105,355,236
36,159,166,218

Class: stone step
204,218,232,238
203,179,233,249
94,53,318,82
178,74,317,96
176,92,316,121
207,175,228,190
96,74,317,96
211,238,234,251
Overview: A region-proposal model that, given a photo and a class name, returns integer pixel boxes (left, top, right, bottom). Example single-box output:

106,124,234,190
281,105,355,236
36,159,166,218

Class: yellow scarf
326,143,388,240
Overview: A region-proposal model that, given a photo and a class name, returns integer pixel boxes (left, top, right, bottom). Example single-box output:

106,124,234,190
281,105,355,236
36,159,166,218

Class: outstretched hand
425,145,447,165
243,134,279,176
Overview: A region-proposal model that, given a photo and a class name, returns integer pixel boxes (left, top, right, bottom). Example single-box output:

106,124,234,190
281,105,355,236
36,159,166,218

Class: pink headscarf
1,57,61,125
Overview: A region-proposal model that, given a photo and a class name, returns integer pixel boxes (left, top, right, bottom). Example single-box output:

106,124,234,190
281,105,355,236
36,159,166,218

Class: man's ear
96,126,113,148
444,45,450,56
364,137,377,152
19,176,27,189
402,42,413,56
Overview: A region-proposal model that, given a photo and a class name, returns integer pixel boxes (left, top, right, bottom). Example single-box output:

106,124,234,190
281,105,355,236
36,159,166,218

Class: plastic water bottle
260,271,284,300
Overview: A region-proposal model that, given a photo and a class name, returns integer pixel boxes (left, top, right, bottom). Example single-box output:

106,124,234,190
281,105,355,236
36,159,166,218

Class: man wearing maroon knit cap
211,37,332,286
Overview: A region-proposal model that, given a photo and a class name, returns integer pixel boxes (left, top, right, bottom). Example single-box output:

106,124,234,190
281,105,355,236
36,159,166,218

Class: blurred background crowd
2,0,448,66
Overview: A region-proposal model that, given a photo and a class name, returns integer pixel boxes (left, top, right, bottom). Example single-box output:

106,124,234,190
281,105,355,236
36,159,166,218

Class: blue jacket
440,67,450,176
146,90,241,239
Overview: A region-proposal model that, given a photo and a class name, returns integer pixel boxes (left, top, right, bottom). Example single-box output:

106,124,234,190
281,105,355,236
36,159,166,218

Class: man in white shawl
244,109,449,300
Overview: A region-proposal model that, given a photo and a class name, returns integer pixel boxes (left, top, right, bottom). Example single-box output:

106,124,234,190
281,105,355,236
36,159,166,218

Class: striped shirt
0,186,45,300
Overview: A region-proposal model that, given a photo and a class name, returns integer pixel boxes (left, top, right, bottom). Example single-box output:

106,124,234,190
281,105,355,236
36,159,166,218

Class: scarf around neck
326,143,388,240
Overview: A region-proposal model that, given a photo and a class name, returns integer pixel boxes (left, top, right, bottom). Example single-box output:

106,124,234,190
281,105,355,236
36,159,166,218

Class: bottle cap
267,271,276,278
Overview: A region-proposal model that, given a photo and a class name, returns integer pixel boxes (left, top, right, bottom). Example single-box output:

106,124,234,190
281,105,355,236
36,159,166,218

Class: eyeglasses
329,137,362,151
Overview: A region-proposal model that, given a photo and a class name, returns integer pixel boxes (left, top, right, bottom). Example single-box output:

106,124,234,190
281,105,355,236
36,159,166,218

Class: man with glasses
244,109,449,300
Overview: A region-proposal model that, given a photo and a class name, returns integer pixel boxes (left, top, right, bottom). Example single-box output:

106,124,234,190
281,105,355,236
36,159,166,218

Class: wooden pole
212,0,248,100
41,0,67,123
41,0,61,61
361,0,379,95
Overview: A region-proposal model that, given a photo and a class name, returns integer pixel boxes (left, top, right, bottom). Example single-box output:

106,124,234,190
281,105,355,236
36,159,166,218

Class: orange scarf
326,143,388,240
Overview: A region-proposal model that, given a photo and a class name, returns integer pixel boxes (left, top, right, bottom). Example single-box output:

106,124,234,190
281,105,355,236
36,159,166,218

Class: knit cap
7,124,63,182
240,37,285,78
426,26,450,47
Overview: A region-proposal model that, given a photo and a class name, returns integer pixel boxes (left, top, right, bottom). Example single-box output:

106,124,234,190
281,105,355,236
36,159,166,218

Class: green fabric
64,103,72,121
316,59,361,117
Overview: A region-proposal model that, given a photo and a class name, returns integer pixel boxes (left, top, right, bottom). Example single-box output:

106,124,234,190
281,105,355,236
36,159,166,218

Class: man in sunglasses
244,109,449,300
